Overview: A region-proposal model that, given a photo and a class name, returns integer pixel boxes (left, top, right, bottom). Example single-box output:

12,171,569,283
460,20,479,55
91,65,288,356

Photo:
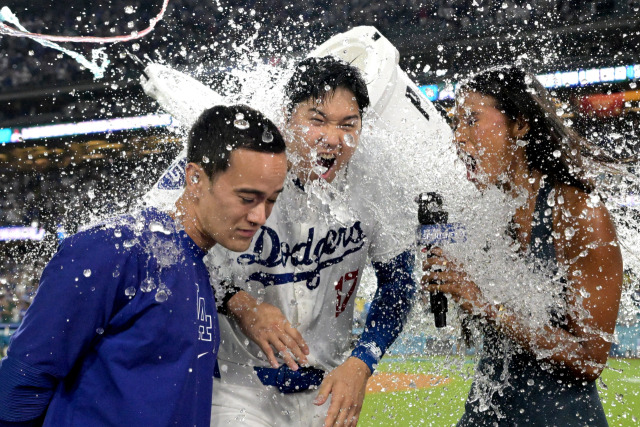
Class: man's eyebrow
309,108,360,122
235,188,266,196
236,188,285,195
309,107,326,118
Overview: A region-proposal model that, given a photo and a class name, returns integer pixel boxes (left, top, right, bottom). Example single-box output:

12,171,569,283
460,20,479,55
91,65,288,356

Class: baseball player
0,105,288,426
209,56,416,427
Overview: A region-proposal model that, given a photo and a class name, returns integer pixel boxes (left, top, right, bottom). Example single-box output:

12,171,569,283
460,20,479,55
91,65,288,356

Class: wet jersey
209,176,414,374
458,181,607,426
0,208,219,426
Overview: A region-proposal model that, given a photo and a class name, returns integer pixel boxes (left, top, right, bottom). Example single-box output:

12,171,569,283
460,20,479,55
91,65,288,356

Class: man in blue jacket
0,105,288,426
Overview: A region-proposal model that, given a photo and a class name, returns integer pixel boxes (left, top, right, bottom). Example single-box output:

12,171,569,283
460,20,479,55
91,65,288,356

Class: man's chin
218,238,253,253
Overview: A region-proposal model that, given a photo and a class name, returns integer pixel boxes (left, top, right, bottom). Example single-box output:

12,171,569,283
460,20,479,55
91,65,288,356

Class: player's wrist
226,291,258,318
346,355,373,377
350,345,380,374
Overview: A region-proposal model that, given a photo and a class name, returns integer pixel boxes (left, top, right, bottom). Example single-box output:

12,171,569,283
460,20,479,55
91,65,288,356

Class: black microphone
417,192,448,328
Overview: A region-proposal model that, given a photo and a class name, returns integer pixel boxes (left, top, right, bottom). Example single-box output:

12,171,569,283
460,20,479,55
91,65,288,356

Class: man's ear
185,163,203,190
512,115,530,140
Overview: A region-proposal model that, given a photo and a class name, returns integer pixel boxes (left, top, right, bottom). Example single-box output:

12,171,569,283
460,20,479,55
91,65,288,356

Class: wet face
286,86,362,183
189,148,287,252
453,91,527,191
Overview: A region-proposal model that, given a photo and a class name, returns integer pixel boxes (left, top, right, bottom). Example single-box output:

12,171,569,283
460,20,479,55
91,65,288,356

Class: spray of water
0,1,170,78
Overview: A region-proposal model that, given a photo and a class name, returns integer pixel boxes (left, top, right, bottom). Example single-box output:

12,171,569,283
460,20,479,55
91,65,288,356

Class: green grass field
359,357,640,426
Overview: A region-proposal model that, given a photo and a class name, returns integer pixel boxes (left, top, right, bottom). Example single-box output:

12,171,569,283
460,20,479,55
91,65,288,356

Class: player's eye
240,197,255,204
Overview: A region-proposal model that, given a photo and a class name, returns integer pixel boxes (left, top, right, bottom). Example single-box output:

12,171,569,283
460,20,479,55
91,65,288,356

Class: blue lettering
238,222,367,289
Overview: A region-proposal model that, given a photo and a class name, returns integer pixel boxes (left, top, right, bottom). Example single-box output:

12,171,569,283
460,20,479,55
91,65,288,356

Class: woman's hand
420,247,485,315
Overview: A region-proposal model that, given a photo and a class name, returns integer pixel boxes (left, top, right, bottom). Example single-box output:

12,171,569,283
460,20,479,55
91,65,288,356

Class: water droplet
630,82,637,89
114,229,122,238
226,144,233,151
564,227,576,239
527,379,535,386
83,269,92,277
234,119,250,130
233,113,249,130
96,327,104,335
516,139,527,147
124,5,135,14
141,278,156,292
149,221,171,235
123,239,137,248
125,286,136,297
343,134,356,147
155,289,169,302
262,130,274,143
202,156,210,164
552,149,561,158
324,84,332,91
131,43,140,52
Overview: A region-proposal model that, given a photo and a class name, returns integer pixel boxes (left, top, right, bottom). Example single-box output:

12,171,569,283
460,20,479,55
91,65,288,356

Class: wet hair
284,56,370,117
458,65,598,192
187,105,286,178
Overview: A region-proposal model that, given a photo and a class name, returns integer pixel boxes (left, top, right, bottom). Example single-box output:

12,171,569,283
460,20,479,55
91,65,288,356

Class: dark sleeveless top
457,181,608,427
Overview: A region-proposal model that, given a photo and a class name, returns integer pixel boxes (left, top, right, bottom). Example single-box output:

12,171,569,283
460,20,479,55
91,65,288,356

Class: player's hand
420,247,484,314
314,356,371,427
227,291,309,370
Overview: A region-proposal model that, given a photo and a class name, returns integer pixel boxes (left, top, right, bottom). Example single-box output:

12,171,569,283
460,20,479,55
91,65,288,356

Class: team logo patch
157,157,187,190
237,222,367,290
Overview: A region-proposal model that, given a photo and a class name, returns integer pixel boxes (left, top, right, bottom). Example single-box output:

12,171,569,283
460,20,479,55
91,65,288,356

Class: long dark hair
458,66,604,192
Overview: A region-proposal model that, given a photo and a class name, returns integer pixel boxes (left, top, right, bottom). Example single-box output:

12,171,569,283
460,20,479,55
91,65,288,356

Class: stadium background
1,0,639,424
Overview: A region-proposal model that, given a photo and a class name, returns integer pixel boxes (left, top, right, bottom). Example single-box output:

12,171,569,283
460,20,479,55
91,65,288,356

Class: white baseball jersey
208,169,413,373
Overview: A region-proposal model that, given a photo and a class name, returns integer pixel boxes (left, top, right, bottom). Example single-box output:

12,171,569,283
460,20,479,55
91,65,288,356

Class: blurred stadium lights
419,63,640,102
0,114,175,144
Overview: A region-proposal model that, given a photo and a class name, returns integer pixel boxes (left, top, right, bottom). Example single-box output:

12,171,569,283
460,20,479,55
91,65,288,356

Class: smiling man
209,57,416,427
0,105,287,427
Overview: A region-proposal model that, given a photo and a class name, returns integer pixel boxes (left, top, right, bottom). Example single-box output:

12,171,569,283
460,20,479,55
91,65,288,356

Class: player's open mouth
317,153,336,178
459,152,477,181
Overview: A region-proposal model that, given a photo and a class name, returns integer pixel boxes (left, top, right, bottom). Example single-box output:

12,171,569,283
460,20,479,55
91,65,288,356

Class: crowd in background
1,0,633,93
0,157,168,332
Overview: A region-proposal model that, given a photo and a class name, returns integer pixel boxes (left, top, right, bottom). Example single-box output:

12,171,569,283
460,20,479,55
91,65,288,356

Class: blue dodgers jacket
0,208,219,426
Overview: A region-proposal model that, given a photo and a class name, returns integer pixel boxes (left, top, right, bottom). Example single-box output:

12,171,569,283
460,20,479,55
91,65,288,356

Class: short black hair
187,105,286,178
284,56,370,117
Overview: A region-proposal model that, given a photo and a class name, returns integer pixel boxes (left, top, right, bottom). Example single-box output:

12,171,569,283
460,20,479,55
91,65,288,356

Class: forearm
225,290,259,318
353,250,416,372
216,281,245,316
482,302,608,381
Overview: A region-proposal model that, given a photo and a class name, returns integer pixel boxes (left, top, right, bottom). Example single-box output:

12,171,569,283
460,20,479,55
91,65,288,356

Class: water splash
0,0,170,78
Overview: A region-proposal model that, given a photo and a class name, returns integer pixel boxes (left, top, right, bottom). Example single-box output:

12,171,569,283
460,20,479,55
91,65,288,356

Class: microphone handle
423,243,448,328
